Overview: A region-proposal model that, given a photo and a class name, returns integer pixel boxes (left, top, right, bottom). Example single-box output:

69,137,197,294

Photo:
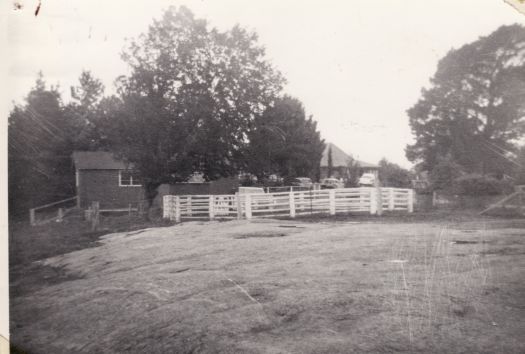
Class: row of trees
8,6,325,217
406,24,525,191
8,72,107,217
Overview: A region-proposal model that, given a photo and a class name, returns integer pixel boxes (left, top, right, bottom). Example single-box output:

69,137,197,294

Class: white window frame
118,170,142,187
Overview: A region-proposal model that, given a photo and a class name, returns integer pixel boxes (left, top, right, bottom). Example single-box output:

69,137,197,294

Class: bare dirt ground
9,213,525,353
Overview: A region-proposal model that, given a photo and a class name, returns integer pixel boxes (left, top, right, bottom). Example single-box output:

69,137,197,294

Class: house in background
72,151,238,209
319,143,379,181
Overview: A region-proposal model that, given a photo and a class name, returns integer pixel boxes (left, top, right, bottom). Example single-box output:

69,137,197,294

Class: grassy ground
9,211,525,353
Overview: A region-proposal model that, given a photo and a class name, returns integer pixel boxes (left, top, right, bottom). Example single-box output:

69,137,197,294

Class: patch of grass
9,212,176,303
9,212,174,266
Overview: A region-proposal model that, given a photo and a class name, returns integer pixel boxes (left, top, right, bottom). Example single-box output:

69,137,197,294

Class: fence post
167,196,174,221
29,208,35,226
408,189,414,213
235,193,242,219
175,196,181,222
329,189,336,215
389,188,395,211
432,191,437,207
209,195,215,220
370,188,377,215
91,201,100,231
57,208,64,222
29,209,36,226
376,187,383,216
188,197,192,217
85,207,92,222
163,196,168,219
289,192,296,218
245,194,252,219
76,196,80,208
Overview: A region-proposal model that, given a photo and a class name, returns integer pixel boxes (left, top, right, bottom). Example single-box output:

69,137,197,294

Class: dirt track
10,218,525,353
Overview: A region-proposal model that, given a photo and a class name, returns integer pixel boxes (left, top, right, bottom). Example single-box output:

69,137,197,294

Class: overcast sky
5,0,524,167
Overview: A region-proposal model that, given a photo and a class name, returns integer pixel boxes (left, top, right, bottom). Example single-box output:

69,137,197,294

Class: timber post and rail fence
163,187,415,222
29,196,79,226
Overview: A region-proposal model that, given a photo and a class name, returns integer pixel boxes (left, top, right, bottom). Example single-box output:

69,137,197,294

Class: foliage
406,24,525,175
429,156,464,192
64,70,108,151
8,74,77,216
245,95,325,181
8,71,110,217
513,145,525,184
327,146,333,178
452,174,513,196
345,157,361,187
111,6,284,206
378,158,413,188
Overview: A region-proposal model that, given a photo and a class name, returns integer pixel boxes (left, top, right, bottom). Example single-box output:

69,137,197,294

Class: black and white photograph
2,0,525,353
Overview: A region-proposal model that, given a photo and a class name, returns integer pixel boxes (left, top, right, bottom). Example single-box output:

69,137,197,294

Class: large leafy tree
110,6,284,207
406,24,525,177
246,95,325,180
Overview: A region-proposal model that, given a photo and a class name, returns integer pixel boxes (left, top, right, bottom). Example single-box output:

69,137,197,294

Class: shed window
119,170,142,187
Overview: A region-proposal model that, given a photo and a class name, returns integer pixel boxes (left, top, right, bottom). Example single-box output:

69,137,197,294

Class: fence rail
163,187,414,222
29,196,79,226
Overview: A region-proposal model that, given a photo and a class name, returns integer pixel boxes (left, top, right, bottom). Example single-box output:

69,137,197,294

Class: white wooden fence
163,187,414,222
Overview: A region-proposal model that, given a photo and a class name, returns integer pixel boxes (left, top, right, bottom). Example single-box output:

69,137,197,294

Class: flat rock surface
10,219,525,353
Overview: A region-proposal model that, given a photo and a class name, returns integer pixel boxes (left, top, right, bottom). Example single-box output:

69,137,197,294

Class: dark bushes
452,174,513,196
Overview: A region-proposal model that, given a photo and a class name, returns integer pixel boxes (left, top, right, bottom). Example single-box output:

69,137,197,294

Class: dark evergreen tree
406,24,525,176
8,73,76,216
65,70,107,151
246,95,325,181
327,146,333,178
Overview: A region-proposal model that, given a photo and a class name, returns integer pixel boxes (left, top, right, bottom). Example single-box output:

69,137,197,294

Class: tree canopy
8,74,77,215
108,6,285,204
245,95,325,181
65,70,107,151
406,24,525,178
378,158,413,188
7,6,328,218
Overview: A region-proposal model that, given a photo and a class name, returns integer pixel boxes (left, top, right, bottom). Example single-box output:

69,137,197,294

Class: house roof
72,151,130,170
320,143,378,169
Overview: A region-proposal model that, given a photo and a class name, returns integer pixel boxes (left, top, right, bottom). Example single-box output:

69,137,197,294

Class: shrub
452,174,513,196
429,157,464,191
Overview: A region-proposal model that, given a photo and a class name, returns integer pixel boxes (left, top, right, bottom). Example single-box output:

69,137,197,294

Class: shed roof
320,143,378,169
72,151,130,170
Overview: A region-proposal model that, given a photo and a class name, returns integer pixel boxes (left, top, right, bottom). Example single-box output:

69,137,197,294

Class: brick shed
72,151,240,209
72,151,145,209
